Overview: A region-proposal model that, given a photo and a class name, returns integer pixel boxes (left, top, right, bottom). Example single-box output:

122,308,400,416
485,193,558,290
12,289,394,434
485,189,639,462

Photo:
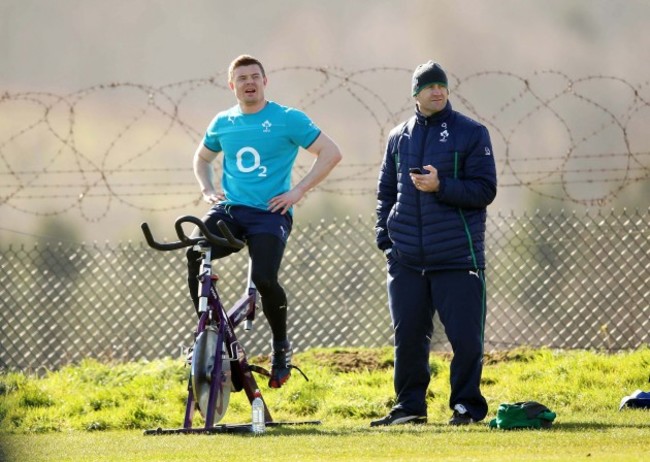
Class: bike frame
141,216,273,433
141,215,320,435
183,241,272,429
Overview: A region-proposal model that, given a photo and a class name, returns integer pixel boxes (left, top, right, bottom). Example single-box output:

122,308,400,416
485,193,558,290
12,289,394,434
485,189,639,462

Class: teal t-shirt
202,101,321,211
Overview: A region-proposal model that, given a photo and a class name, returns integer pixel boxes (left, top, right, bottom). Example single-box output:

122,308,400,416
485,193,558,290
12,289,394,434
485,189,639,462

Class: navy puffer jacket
375,101,497,271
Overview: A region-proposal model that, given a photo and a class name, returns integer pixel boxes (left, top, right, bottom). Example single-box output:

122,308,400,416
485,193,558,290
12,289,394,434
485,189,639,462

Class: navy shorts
203,204,293,245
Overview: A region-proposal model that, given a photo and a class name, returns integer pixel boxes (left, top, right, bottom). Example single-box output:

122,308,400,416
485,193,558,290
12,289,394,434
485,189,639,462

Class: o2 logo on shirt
236,147,267,177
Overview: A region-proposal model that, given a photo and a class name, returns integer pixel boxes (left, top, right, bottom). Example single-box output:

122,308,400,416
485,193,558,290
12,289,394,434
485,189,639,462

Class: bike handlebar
141,216,245,251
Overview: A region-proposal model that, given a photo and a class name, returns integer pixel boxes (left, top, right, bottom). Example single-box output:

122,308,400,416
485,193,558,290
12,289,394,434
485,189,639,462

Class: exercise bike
141,215,318,434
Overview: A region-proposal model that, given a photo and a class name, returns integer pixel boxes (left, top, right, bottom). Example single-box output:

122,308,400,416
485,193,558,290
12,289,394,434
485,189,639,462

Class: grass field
1,347,649,461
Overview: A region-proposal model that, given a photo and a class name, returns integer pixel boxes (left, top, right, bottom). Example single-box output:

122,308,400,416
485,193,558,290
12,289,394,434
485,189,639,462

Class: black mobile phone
409,167,426,174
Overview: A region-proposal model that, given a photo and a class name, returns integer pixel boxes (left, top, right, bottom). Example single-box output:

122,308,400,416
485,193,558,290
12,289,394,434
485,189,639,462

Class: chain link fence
1,209,649,371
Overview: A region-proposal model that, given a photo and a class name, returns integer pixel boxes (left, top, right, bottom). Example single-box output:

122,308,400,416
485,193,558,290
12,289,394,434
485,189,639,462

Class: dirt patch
251,348,540,374
483,348,541,365
309,349,394,374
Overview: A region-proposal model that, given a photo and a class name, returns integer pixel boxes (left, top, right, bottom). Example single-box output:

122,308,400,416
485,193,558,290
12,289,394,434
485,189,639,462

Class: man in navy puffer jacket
371,61,497,427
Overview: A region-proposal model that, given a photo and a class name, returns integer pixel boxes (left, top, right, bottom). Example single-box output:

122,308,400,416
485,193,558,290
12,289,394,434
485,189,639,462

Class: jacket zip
418,119,431,275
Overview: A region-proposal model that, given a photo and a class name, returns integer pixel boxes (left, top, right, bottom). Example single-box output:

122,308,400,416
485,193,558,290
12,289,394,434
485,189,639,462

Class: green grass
1,347,649,461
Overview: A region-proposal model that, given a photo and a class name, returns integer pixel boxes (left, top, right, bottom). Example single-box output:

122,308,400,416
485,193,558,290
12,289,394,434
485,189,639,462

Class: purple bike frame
141,216,281,433
183,261,272,429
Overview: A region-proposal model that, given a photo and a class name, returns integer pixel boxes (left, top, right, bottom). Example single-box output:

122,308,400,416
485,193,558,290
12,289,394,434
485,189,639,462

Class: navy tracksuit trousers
387,258,488,421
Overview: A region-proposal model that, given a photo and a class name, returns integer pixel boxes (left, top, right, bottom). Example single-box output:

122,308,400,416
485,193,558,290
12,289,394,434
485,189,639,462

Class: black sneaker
370,410,427,427
268,341,293,389
449,404,475,425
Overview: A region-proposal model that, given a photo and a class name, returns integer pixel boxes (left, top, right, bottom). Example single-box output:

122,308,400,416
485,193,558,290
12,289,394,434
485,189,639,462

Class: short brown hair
228,55,266,82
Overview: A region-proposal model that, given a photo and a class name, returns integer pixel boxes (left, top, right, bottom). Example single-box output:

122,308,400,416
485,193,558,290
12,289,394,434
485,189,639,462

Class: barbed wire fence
2,67,649,220
1,67,649,371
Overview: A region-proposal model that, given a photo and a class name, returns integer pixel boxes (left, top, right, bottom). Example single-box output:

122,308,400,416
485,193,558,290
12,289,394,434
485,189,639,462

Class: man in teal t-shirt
187,55,342,388
203,100,321,212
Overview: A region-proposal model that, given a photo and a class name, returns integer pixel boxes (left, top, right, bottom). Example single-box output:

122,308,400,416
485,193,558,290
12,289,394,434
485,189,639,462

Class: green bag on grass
489,401,556,430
